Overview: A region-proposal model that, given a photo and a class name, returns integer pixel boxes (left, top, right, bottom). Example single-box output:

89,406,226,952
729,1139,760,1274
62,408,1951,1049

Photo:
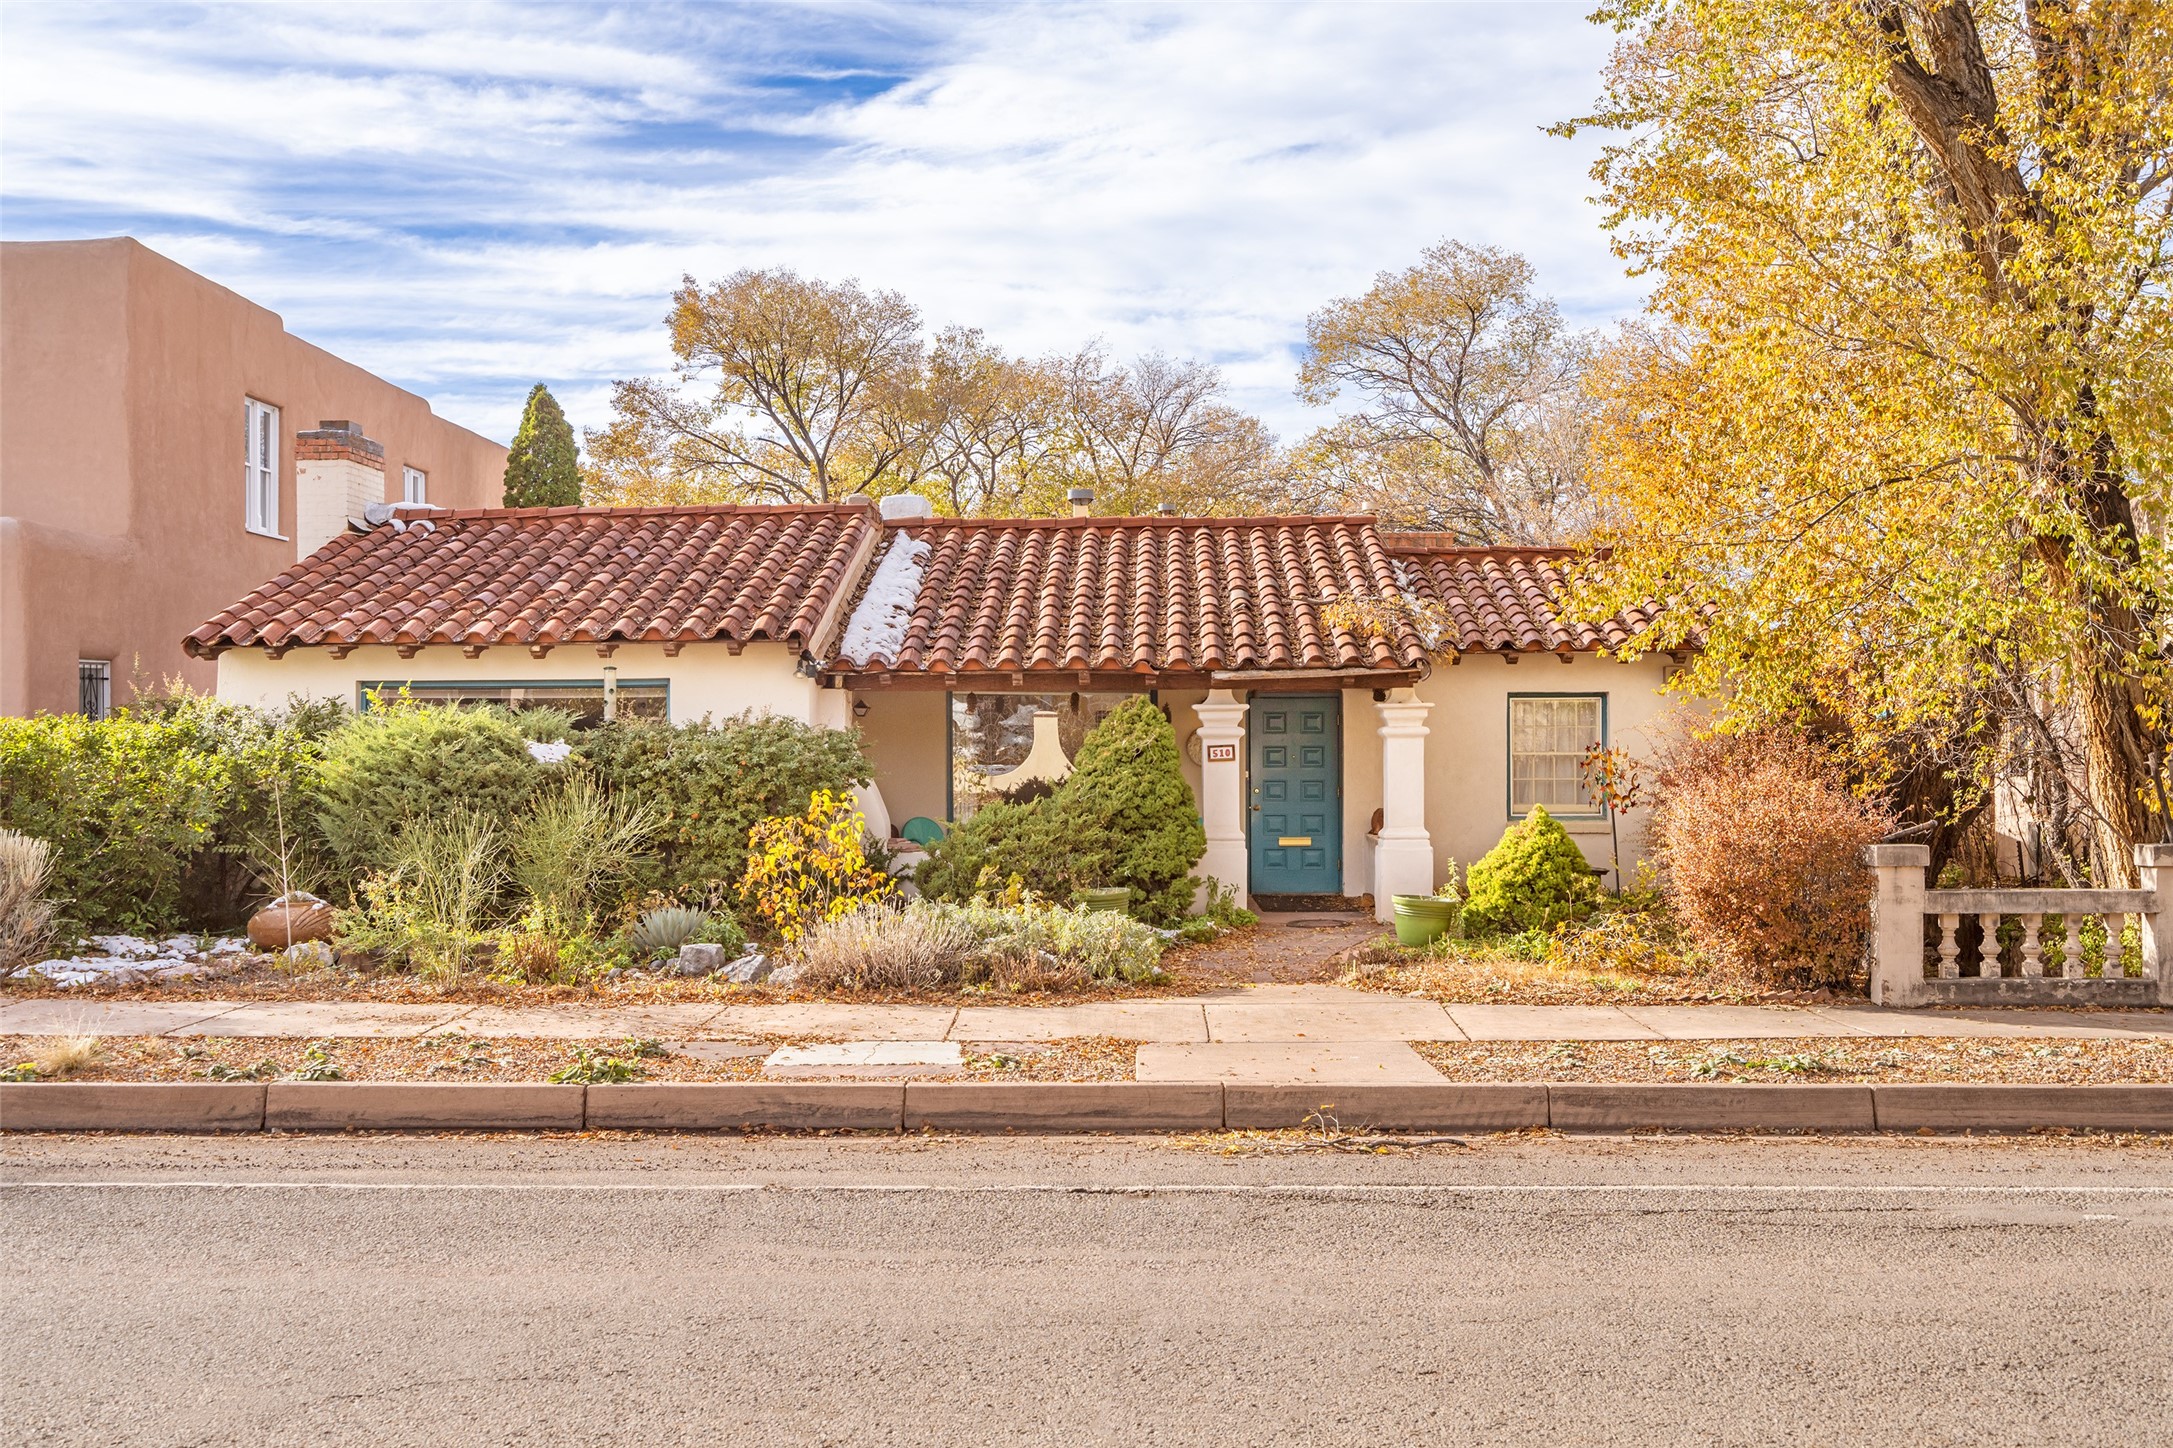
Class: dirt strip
1,1035,1136,1085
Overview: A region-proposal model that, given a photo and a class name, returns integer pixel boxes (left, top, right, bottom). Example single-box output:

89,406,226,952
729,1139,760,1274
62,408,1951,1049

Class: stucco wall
216,642,822,725
852,690,949,828
1399,652,1681,889
1,238,506,716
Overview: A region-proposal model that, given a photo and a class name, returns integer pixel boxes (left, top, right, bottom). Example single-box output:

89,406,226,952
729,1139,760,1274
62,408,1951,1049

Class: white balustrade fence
1864,845,2173,1007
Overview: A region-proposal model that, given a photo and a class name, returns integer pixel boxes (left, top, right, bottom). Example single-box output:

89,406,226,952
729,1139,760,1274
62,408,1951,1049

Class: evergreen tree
502,383,582,507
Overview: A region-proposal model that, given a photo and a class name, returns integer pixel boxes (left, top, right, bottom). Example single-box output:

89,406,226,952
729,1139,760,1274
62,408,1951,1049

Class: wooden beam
327,645,354,661
461,645,486,660
528,644,552,660
661,641,682,658
594,643,617,658
395,644,422,660
1501,650,1520,664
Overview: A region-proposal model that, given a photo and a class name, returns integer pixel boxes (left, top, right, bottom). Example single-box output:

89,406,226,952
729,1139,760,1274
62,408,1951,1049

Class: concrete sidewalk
4,985,2171,1044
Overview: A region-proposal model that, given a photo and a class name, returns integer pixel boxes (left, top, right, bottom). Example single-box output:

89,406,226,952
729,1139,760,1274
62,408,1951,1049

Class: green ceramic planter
1391,894,1458,948
1080,887,1133,914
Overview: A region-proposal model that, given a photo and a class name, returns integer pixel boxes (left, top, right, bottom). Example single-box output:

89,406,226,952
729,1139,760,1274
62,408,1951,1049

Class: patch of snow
837,532,932,666
526,740,574,764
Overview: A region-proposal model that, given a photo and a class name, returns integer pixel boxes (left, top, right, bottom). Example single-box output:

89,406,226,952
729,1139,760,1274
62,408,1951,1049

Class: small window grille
78,660,112,720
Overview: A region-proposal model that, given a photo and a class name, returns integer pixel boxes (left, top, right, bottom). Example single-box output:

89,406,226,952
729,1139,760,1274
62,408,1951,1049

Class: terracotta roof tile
1385,540,1663,653
186,504,875,656
828,515,1431,676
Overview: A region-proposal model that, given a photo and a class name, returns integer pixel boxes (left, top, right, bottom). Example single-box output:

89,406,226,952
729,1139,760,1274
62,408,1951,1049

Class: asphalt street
5,1132,2170,1446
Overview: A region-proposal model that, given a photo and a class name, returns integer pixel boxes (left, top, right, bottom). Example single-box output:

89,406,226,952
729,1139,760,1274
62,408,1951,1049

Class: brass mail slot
1276,836,1312,847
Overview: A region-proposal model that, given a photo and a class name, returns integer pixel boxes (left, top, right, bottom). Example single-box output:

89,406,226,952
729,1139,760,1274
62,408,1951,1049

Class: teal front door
1248,693,1341,895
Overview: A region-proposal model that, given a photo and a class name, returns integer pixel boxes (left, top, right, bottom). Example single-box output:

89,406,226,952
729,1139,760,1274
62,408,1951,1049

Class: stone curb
1869,1084,2173,1133
264,1083,585,1132
587,1083,904,1133
6,1080,2173,1135
903,1082,1223,1133
1547,1083,1878,1134
1224,1083,1547,1132
0,1082,266,1133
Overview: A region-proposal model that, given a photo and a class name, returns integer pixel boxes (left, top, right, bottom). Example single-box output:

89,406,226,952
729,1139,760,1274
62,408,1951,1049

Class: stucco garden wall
215,642,822,724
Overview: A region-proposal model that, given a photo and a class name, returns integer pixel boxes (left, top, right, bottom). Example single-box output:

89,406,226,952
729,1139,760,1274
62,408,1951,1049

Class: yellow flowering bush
737,790,895,941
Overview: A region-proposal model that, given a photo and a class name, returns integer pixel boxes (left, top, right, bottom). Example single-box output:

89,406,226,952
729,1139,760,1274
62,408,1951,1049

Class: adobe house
0,238,506,718
190,495,1681,919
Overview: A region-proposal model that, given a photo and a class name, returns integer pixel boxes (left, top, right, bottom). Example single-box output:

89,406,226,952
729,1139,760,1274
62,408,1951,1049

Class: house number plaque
1205,744,1236,762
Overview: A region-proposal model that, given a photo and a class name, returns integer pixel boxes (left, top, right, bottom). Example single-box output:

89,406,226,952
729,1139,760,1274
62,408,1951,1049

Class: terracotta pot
247,900,336,951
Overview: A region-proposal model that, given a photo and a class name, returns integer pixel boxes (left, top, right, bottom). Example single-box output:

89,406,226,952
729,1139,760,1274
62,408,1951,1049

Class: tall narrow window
244,397,281,535
403,466,428,504
1508,695,1604,817
78,660,112,720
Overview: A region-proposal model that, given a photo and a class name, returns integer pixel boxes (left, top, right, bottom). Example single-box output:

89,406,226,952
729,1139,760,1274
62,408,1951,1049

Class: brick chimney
294,421,385,558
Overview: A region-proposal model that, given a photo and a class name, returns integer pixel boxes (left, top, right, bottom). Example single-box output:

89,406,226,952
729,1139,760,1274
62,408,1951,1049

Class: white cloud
1,1,1638,447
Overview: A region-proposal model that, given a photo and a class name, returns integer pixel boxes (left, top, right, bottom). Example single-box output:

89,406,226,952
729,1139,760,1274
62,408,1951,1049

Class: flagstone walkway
3,988,2168,1043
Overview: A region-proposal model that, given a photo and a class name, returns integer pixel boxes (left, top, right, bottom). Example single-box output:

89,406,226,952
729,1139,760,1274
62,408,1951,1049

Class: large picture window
1508,694,1604,817
948,691,1135,819
359,679,669,728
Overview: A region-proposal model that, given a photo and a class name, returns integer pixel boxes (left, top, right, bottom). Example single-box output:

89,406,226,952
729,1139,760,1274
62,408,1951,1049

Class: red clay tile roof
185,504,876,656
827,515,1432,677
1385,539,1665,654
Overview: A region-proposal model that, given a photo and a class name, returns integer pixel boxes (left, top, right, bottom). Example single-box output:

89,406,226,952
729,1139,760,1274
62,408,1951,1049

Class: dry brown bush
1650,730,1894,987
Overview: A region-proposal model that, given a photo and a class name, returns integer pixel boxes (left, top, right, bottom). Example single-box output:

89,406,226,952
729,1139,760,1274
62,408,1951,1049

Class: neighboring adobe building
0,237,506,717
189,494,1688,917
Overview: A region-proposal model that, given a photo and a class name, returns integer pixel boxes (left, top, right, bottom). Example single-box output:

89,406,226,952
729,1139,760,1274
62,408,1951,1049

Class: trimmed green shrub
0,693,334,934
1459,806,1601,937
912,797,1083,906
1049,696,1204,924
917,697,1205,925
575,714,871,897
313,701,543,885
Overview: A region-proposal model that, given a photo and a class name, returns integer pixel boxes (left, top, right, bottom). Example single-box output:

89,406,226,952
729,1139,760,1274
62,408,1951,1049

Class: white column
2138,844,2173,1003
1373,689,1434,922
1863,844,1929,1006
1194,690,1249,908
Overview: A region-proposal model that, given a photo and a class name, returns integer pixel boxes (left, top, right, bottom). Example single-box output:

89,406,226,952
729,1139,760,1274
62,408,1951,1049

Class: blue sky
1,1,1637,446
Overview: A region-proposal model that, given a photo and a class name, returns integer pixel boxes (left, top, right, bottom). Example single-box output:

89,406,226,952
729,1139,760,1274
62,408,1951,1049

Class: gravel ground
1412,1035,2173,1083
1,1034,1138,1084
11,1032,2172,1086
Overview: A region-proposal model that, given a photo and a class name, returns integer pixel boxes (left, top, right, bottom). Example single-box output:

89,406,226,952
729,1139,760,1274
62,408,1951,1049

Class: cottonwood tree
586,269,926,505
1563,0,2172,881
1052,349,1284,516
588,274,1287,517
1293,240,1597,542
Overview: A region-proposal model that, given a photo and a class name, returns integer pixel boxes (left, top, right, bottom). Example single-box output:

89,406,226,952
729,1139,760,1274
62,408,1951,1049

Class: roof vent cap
1068,488,1094,518
878,493,933,521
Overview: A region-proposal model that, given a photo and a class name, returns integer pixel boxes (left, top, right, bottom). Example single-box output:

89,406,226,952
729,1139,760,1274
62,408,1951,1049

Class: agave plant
629,905,709,954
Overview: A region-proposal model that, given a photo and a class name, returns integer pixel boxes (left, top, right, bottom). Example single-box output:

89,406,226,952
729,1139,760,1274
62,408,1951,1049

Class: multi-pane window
359,680,667,728
78,660,112,720
948,691,1133,820
244,398,280,535
403,466,428,504
1509,695,1603,816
